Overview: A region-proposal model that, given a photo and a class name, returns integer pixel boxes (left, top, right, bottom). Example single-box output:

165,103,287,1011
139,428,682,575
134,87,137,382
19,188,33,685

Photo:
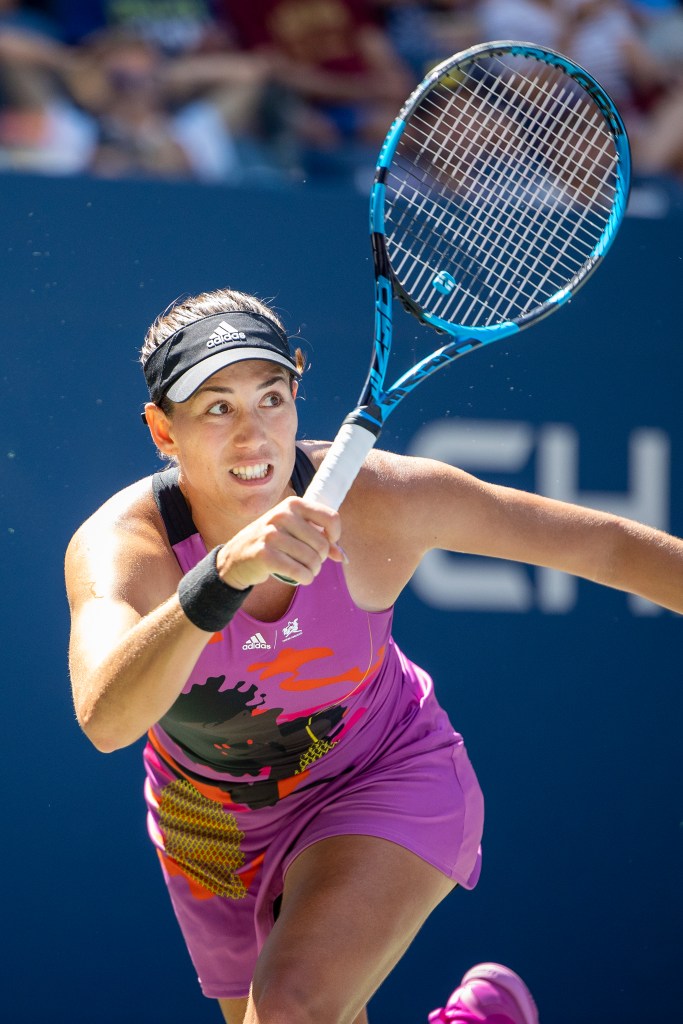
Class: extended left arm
390,455,683,613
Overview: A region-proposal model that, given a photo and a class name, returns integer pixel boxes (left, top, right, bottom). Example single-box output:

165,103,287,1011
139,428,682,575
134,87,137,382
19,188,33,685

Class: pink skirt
142,657,484,998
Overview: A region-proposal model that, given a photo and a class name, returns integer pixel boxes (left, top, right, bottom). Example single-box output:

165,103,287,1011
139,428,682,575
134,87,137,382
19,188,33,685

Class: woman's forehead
197,360,290,393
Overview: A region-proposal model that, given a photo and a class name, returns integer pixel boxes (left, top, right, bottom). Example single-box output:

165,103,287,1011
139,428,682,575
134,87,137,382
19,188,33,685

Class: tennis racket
303,39,631,509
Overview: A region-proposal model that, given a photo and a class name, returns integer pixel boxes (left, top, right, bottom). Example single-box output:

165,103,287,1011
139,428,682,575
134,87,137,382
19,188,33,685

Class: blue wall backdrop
1,173,681,1023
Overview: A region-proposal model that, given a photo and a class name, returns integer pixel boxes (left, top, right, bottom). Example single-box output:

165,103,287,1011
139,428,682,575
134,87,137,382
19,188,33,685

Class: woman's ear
144,402,178,457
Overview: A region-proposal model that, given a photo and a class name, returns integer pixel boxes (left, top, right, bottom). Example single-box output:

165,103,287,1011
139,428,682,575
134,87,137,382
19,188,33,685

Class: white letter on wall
408,420,535,611
536,425,670,615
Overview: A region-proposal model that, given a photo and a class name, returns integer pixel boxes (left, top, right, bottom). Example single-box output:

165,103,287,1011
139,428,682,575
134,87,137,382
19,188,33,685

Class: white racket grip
304,422,378,510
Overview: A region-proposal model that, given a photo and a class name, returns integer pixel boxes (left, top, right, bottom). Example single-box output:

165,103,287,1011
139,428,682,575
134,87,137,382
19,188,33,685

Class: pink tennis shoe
428,963,539,1024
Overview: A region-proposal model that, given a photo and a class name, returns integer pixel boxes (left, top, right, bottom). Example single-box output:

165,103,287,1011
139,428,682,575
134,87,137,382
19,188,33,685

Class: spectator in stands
478,0,678,169
214,0,414,181
1,0,64,40
631,80,683,178
373,1,482,77
559,0,673,118
66,28,245,183
162,38,296,183
48,0,220,55
54,3,296,184
629,0,683,178
0,9,96,174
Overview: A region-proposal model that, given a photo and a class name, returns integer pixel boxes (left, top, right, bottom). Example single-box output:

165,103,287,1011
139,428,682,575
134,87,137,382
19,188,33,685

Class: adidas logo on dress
207,321,247,348
242,632,271,650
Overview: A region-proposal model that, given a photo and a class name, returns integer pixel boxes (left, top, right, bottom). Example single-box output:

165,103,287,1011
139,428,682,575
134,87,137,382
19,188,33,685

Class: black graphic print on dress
159,675,346,808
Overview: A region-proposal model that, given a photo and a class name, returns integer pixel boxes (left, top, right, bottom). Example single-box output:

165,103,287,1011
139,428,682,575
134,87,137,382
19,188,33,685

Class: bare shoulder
299,440,479,532
347,447,477,518
65,476,180,616
300,440,454,491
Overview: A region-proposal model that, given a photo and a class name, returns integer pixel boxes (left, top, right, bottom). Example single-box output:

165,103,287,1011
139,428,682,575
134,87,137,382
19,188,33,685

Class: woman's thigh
245,834,456,1024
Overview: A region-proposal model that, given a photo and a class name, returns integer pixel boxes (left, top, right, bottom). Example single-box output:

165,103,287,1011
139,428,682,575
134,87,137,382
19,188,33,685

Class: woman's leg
218,998,368,1024
218,997,249,1024
242,833,456,1024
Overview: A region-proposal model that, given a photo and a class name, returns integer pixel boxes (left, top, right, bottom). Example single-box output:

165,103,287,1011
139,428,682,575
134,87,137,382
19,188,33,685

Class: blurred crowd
2,0,683,188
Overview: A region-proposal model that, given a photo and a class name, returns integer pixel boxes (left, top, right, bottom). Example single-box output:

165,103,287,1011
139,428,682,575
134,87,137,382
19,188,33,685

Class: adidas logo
207,321,247,348
242,632,271,650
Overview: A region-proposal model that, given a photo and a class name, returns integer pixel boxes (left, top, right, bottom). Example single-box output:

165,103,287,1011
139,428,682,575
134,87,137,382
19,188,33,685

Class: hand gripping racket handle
272,421,377,584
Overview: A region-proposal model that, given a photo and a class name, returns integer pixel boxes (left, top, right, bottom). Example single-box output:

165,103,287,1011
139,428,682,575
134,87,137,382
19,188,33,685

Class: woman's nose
233,410,266,445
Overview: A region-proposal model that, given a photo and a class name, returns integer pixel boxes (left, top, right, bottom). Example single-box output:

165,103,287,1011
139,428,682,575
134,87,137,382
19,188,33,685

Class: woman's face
158,359,299,522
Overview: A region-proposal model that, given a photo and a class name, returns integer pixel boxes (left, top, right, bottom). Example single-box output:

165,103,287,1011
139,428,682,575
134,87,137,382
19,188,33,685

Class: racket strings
389,133,592,326
383,54,620,327
392,92,615,321
395,77,614,318
500,112,616,318
414,60,618,229
403,77,593,315
416,85,616,254
470,93,615,322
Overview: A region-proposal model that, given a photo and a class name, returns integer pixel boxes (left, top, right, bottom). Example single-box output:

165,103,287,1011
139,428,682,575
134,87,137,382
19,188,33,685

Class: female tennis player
65,287,683,1024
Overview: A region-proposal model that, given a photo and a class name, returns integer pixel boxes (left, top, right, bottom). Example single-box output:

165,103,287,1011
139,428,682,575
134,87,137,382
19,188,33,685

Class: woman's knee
249,960,361,1024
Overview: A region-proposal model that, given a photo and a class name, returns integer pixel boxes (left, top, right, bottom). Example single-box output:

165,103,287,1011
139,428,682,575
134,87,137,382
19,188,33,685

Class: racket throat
344,405,384,434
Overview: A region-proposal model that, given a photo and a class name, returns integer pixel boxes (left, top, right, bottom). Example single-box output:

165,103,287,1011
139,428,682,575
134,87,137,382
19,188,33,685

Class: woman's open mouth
230,463,272,482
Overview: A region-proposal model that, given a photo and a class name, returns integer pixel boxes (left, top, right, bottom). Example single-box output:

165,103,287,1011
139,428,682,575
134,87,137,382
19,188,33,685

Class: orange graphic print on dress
251,645,385,693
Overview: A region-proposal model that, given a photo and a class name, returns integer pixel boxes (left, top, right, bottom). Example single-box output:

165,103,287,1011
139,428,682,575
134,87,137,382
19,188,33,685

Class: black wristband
178,545,252,633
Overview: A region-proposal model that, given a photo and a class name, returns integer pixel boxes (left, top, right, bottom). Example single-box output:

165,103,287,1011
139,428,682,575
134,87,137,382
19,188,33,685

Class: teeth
231,463,270,480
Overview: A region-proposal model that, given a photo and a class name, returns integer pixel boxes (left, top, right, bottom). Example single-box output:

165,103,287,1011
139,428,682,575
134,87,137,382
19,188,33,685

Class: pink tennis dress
143,452,484,998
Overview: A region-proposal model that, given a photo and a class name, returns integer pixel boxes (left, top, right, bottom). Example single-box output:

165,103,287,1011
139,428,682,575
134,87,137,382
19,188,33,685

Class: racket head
371,40,631,341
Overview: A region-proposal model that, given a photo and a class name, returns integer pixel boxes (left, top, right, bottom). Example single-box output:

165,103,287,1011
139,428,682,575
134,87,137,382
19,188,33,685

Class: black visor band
143,310,300,405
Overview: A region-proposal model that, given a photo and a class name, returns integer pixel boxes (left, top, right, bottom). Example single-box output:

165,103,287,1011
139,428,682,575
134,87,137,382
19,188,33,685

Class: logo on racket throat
207,321,247,347
432,271,456,295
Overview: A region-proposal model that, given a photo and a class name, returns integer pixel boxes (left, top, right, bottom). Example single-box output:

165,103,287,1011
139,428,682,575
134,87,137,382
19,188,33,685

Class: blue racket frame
349,39,631,436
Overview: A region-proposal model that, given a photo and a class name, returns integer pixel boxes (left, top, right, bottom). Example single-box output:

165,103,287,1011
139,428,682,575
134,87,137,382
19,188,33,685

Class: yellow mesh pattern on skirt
159,779,248,899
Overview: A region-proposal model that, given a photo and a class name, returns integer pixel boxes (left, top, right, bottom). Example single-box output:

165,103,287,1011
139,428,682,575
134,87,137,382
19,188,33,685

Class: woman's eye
263,392,283,407
207,401,231,415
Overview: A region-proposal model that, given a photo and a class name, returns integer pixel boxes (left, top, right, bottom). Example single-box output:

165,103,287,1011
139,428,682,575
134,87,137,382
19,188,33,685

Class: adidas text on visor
144,310,301,404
